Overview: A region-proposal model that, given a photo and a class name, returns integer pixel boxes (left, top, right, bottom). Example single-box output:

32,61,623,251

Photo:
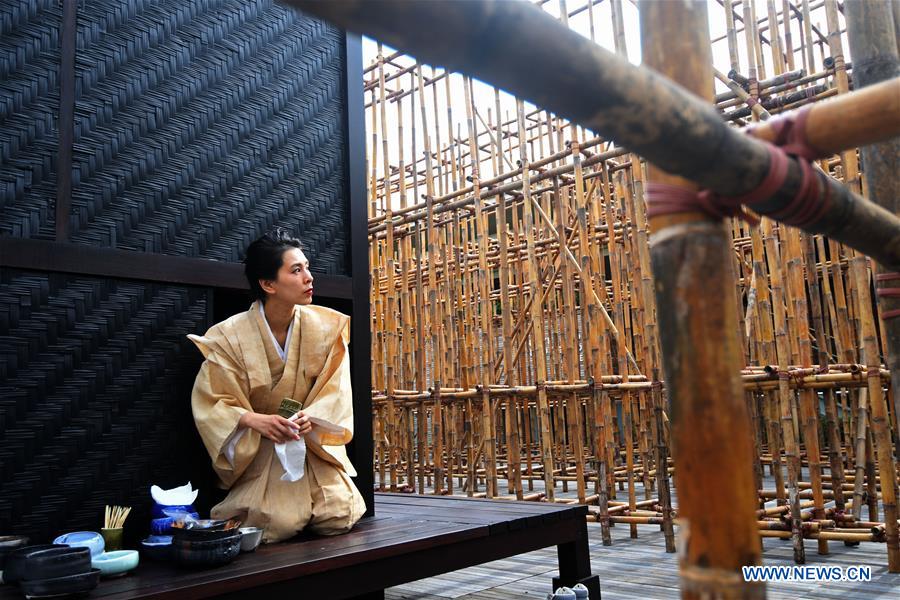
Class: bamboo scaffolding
284,0,900,586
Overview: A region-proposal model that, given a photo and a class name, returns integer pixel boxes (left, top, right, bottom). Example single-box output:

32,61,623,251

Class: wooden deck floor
384,477,900,599
386,516,899,599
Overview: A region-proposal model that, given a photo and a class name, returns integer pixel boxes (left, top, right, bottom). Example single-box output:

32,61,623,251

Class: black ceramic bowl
170,533,242,568
1,545,69,584
0,536,29,550
19,568,100,598
20,546,91,582
170,518,242,543
0,535,30,571
140,539,172,562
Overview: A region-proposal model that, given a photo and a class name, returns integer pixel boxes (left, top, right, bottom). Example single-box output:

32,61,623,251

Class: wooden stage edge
0,494,600,600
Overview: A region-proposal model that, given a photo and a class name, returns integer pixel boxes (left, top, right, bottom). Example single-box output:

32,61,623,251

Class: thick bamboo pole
640,1,764,597
844,0,900,500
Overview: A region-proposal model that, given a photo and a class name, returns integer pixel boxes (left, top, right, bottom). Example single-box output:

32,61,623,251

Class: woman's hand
239,412,304,444
293,411,313,436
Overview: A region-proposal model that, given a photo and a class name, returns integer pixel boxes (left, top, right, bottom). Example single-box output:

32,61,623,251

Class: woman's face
263,248,314,305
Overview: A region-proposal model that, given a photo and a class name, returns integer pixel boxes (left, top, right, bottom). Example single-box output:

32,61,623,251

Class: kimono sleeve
299,317,357,475
189,336,262,488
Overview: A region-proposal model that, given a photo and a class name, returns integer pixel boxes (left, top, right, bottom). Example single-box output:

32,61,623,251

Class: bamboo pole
640,1,764,597
844,7,900,555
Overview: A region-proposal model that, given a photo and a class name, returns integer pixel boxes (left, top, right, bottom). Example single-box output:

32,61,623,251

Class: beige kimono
189,302,366,543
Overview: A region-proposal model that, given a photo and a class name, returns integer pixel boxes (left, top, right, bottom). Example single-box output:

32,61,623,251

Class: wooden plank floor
384,477,900,599
0,494,589,600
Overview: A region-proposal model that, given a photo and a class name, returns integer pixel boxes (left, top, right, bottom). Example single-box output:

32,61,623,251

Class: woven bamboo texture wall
0,0,353,543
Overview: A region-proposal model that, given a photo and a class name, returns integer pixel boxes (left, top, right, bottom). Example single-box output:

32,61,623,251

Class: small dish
53,531,105,557
145,535,172,544
238,527,263,552
92,550,139,577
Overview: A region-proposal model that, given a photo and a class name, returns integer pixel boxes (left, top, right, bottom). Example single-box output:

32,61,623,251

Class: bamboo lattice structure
290,0,900,586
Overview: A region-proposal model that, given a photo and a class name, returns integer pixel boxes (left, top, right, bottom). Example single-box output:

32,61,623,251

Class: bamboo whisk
104,505,131,529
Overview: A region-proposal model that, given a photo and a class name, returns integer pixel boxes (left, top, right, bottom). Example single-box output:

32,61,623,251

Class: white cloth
275,437,307,482
274,416,347,482
258,302,293,362
223,427,247,467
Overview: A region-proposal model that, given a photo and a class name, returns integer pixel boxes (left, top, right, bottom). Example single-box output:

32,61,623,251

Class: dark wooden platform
1,494,598,600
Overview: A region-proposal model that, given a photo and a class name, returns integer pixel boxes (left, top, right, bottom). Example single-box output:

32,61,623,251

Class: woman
189,228,365,542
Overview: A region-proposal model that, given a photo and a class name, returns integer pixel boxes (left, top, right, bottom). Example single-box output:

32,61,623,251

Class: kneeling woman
189,228,366,543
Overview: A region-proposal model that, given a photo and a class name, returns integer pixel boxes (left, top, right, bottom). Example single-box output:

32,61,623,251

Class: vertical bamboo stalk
845,0,900,492
640,2,764,597
765,218,806,563
517,98,556,501
418,65,444,495
378,48,399,492
823,0,861,194
851,256,900,570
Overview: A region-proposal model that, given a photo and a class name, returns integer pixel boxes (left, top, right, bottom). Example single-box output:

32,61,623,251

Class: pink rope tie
875,272,900,320
647,106,829,228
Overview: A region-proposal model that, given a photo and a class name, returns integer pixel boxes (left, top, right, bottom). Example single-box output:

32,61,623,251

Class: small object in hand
277,397,302,419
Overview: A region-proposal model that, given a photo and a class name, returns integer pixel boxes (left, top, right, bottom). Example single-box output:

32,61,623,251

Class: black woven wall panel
0,268,211,542
0,0,61,240
1,0,350,275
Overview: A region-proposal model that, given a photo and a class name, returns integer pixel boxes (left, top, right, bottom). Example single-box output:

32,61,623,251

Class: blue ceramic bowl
53,531,105,558
92,550,139,577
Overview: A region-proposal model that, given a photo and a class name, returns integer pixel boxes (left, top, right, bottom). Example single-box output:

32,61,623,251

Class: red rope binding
875,272,900,320
647,106,829,227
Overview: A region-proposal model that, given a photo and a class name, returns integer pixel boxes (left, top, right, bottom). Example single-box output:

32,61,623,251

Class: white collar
258,302,294,362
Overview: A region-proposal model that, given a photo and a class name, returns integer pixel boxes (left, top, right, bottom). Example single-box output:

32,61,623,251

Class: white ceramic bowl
238,527,263,552
92,550,139,577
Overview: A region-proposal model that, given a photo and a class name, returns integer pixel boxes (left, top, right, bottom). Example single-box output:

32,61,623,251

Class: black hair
243,228,304,302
